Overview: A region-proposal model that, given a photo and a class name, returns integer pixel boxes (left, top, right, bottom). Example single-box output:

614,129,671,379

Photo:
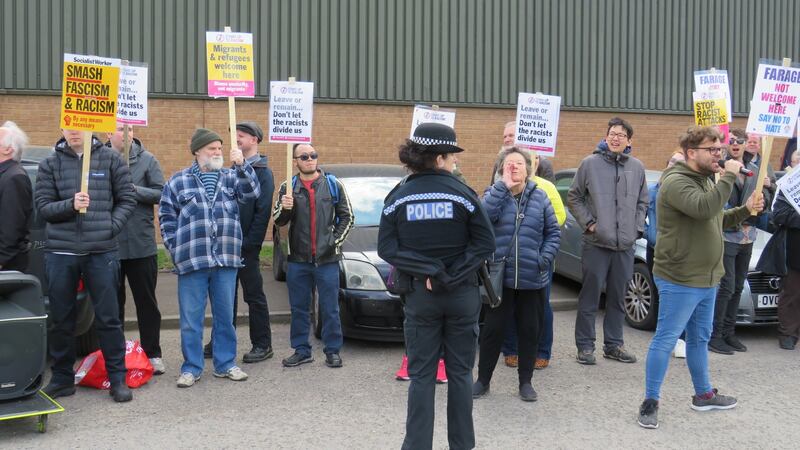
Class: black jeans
118,255,162,358
713,242,752,339
46,251,127,385
479,287,545,386
232,246,272,348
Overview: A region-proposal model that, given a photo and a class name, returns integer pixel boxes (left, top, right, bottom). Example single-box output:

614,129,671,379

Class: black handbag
479,212,523,308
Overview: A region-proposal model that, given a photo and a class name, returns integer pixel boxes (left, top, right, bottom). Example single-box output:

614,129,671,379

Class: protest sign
205,31,255,97
60,53,121,132
269,78,314,186
694,69,733,122
693,91,729,126
746,60,800,138
117,61,148,126
409,105,456,137
514,92,561,158
777,165,800,216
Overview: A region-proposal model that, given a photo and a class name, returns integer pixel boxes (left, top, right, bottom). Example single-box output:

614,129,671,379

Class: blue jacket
159,161,260,275
482,180,561,290
644,183,659,248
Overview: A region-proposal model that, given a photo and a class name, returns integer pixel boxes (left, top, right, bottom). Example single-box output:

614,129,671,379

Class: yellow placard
693,97,729,127
59,54,120,132
205,31,255,97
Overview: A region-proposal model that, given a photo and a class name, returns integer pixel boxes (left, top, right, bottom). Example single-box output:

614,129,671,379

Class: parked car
21,146,98,355
553,168,779,330
272,164,408,342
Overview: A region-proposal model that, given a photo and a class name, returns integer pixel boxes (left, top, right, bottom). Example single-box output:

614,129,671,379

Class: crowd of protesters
0,116,797,444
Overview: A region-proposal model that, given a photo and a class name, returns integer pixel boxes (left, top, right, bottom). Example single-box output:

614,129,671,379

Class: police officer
378,123,495,450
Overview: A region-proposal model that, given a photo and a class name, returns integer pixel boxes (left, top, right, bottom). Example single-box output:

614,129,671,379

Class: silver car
552,169,779,330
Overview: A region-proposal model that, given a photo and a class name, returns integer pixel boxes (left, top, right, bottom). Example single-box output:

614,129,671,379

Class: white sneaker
213,366,248,381
672,339,686,359
176,372,199,388
149,357,166,375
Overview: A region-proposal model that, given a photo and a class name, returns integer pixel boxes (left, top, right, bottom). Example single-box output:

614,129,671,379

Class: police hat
411,123,464,154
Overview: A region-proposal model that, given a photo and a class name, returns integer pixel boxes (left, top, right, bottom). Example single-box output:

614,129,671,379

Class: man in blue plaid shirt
159,128,260,388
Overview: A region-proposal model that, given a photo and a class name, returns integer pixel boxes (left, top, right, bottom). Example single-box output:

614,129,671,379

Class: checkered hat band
411,136,458,147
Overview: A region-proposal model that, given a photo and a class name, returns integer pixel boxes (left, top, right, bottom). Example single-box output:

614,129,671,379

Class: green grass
157,243,274,272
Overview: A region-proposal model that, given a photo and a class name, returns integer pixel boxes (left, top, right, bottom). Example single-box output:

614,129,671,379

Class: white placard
117,62,148,126
409,105,456,138
746,62,800,137
513,92,561,157
694,69,733,123
268,81,314,143
777,165,800,216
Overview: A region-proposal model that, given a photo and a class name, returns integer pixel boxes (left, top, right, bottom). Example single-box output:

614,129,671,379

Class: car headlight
343,260,386,291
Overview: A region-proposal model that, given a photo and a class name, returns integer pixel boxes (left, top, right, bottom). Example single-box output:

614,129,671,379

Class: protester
567,117,649,365
159,128,260,388
273,143,353,368
710,128,771,355
637,125,764,429
36,129,136,402
378,123,494,450
473,147,560,402
781,136,797,171
491,121,554,185
106,124,166,375
0,121,32,272
772,191,800,350
204,122,275,364
499,151,565,370
787,150,800,172
745,133,777,231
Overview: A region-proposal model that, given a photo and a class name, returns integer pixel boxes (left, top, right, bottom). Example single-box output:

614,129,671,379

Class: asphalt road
2,305,799,448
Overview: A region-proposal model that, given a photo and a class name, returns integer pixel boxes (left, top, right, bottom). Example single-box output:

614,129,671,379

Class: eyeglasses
294,152,319,161
608,132,628,139
692,146,723,154
728,138,746,145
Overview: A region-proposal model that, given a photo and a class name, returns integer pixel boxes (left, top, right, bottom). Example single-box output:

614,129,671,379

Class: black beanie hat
190,128,223,154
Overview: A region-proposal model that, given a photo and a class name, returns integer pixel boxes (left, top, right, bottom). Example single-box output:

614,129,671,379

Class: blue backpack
291,173,339,205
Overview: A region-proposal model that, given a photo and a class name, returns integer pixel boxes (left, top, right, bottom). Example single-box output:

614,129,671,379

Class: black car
272,164,408,342
21,147,98,355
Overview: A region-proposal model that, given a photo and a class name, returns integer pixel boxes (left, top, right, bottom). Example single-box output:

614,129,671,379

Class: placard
513,92,561,157
117,62,148,126
692,91,729,126
268,81,314,143
777,165,800,216
409,105,456,138
694,69,733,123
746,62,800,137
60,54,121,132
206,31,255,97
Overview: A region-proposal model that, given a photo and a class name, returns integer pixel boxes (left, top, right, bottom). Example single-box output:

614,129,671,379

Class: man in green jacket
637,126,764,429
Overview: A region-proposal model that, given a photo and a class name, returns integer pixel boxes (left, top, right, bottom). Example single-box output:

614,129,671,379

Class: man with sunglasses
709,129,771,355
273,144,354,368
637,126,764,429
568,117,649,365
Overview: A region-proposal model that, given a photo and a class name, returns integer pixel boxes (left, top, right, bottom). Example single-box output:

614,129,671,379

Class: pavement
3,312,798,448
123,270,584,330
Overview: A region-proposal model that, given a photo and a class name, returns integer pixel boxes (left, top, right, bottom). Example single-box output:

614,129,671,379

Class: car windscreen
339,176,403,226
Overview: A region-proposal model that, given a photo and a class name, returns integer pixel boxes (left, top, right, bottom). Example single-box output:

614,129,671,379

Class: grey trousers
574,243,634,352
402,278,481,450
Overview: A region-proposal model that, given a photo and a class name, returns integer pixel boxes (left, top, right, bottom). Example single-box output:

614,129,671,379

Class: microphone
718,159,754,177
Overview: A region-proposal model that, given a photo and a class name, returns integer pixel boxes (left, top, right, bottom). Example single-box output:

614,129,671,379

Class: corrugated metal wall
1,0,798,113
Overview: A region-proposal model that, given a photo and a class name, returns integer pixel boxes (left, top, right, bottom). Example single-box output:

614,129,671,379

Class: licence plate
757,294,779,309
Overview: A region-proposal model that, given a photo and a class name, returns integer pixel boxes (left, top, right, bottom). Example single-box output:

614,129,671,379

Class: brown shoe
534,358,550,370
504,355,518,367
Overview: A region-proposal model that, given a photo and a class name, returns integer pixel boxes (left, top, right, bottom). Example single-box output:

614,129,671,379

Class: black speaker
0,272,46,400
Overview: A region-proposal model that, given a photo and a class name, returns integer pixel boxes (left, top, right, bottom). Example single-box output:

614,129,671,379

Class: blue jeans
645,277,716,400
287,262,343,356
178,267,238,376
501,266,554,359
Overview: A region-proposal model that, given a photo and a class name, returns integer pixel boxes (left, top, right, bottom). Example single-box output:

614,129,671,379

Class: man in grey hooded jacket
568,117,649,365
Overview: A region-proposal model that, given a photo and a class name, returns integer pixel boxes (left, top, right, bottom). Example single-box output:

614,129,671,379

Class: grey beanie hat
190,128,223,154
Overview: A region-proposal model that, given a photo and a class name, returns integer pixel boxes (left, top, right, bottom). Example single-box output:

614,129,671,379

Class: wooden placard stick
223,27,239,161
286,76,297,193
122,124,132,165
79,130,92,213
751,57,792,215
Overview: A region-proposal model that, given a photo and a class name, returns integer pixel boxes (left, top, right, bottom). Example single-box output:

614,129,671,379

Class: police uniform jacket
378,169,495,291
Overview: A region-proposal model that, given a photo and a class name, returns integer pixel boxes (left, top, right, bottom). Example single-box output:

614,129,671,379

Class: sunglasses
728,138,745,145
294,152,319,161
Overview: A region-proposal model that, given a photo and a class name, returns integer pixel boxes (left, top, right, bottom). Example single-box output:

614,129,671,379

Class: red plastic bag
74,340,154,389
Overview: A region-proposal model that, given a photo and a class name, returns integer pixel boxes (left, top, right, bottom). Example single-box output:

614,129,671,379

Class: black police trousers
402,277,481,450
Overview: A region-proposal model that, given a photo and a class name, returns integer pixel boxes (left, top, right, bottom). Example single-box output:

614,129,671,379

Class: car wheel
311,287,322,339
624,263,658,330
272,245,286,281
